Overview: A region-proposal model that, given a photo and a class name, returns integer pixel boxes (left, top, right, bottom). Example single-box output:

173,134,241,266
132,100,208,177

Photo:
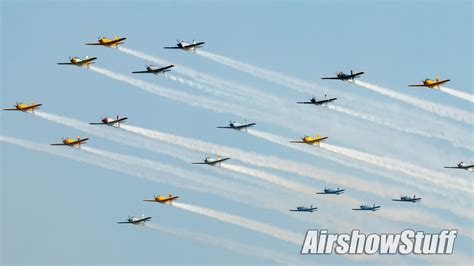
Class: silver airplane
392,195,421,203
289,205,318,212
132,64,174,74
217,120,256,131
352,204,380,211
117,215,152,225
444,161,474,171
192,155,230,166
316,187,345,195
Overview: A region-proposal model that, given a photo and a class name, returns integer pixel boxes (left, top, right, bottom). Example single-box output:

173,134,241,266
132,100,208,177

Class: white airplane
192,155,230,166
289,205,318,212
117,215,151,225
217,120,256,131
164,40,205,51
352,204,380,211
444,161,474,171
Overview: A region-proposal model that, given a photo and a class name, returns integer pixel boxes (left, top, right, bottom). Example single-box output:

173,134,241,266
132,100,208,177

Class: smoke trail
248,129,471,194
439,87,474,103
88,65,270,121
220,163,315,196
353,80,473,125
327,104,473,151
144,223,299,264
172,202,301,245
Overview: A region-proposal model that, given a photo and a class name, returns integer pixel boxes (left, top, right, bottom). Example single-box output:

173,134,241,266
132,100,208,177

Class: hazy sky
1,1,472,264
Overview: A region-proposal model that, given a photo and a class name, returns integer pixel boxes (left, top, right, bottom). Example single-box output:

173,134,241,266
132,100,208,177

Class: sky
1,0,472,265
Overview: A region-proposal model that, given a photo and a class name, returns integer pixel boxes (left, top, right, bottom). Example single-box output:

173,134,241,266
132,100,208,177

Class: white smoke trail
172,202,301,245
88,65,271,121
353,80,473,125
327,104,473,151
220,163,316,196
248,129,471,194
144,223,298,264
439,87,474,103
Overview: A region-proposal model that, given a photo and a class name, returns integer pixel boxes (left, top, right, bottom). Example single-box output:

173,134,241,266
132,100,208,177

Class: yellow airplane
3,101,42,113
51,136,89,148
409,77,450,89
143,193,179,205
290,134,328,146
57,56,97,68
85,36,127,47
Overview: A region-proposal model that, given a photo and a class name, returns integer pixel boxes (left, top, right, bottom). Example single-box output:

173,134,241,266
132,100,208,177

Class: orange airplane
290,134,328,146
51,136,89,148
3,102,42,113
143,193,179,205
409,77,450,89
86,36,127,47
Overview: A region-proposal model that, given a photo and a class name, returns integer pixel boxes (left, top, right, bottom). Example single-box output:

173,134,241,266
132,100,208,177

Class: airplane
143,193,179,205
316,187,345,195
289,205,318,212
85,36,127,47
321,70,365,81
57,56,97,68
89,115,128,127
444,161,474,171
217,120,256,131
352,204,381,211
192,155,230,166
50,136,89,148
409,77,450,89
392,194,422,203
164,40,205,51
290,134,328,146
3,102,42,113
297,95,337,106
132,64,174,75
117,214,152,225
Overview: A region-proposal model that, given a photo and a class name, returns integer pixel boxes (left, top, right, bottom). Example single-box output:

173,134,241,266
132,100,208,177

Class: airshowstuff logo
301,229,457,255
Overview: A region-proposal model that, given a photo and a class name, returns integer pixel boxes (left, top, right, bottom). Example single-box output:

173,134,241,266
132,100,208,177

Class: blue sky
1,0,472,264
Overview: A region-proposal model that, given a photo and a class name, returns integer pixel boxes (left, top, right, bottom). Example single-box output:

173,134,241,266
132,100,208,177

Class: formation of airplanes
192,155,230,166
89,115,128,127
290,134,328,146
3,35,467,226
132,64,174,75
164,40,205,51
3,102,42,113
50,136,89,148
217,120,256,131
57,56,97,68
409,77,450,89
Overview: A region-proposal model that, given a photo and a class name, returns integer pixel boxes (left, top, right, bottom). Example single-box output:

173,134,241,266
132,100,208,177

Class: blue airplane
392,195,421,203
321,70,365,81
316,187,345,195
352,204,381,211
289,205,318,212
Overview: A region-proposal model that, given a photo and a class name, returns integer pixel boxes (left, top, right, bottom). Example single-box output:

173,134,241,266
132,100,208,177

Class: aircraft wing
24,104,42,110
213,158,231,164
314,98,337,105
321,77,341,80
191,162,207,164
85,42,103,46
217,126,233,129
431,79,451,86
443,166,462,169
408,84,427,87
135,217,152,223
117,221,132,224
57,62,74,65
351,72,365,78
163,46,181,49
186,42,205,48
71,138,89,145
50,143,69,146
105,38,127,45
296,101,314,104
158,196,179,203
306,137,328,144
3,108,18,111
80,57,97,64
143,199,157,202
155,65,174,72
290,140,305,143
89,122,106,125
233,123,256,129
132,70,154,74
